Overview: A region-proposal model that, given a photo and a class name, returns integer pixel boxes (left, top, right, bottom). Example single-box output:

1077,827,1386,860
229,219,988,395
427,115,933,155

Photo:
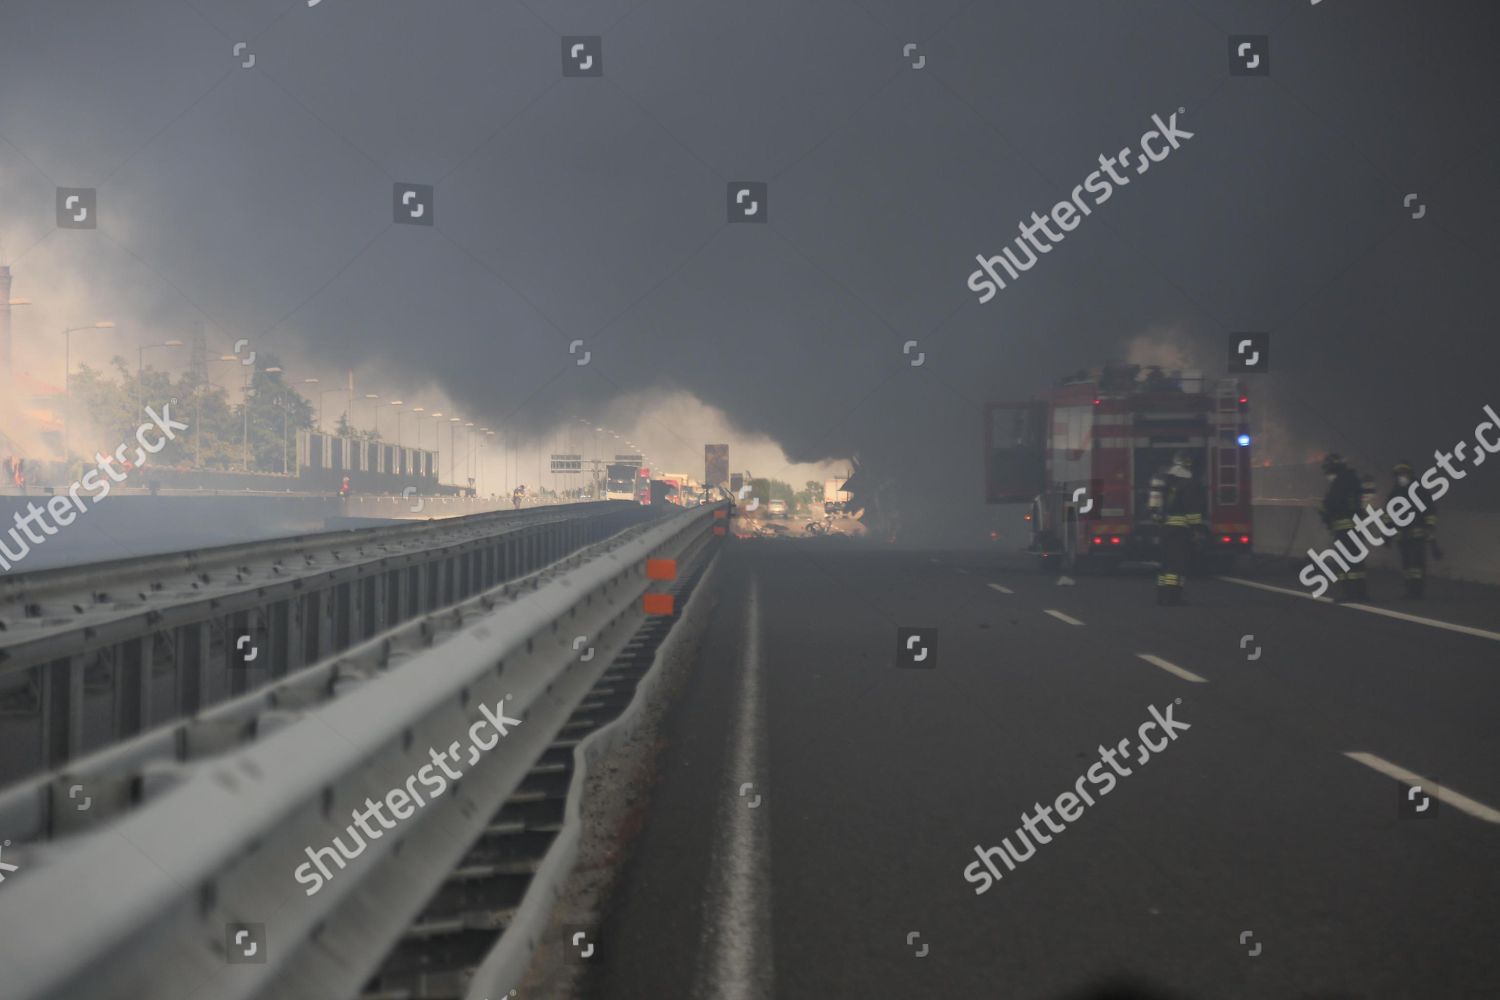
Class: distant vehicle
605,463,639,501
985,362,1252,572
824,477,851,509
661,472,691,505
646,479,679,507
767,499,788,518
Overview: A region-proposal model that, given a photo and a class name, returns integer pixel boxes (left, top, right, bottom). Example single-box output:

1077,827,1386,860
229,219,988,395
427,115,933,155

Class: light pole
410,408,428,475
465,423,475,487
62,320,115,461
390,401,405,449
137,339,184,421
362,394,380,437
263,367,288,474
317,388,345,434
448,417,461,484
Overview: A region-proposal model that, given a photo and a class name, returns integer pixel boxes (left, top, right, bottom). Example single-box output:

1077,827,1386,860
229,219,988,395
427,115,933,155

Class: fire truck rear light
1239,535,1250,545
1239,395,1248,404
1221,535,1232,544
1110,536,1121,545
1093,398,1101,406
1092,536,1103,545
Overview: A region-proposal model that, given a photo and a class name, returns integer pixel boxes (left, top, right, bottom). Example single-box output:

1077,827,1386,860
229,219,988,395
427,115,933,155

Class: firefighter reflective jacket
1163,476,1205,529
1320,467,1363,529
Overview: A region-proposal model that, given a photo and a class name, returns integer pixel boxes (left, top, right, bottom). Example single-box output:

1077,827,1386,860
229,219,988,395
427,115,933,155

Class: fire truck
984,363,1253,571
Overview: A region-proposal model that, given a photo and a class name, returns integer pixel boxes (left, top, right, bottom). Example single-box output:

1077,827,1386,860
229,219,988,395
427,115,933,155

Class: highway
590,540,1500,999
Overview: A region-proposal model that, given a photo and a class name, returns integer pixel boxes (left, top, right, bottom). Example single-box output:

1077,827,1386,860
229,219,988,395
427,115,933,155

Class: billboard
704,444,729,487
550,454,582,474
614,453,643,466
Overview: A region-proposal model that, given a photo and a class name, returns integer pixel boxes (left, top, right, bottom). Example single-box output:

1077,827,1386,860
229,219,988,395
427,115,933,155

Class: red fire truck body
985,364,1253,569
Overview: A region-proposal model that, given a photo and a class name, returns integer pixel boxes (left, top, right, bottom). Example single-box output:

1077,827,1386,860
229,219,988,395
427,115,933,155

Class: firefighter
512,484,526,510
1391,460,1436,599
1156,453,1204,605
1319,453,1368,601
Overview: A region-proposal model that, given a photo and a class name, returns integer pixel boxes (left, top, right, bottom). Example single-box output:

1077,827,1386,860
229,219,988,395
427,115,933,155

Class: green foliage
68,352,315,473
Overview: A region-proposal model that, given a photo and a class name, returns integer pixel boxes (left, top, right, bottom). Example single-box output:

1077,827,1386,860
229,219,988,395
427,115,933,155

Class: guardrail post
116,635,153,737
175,622,209,714
41,656,85,768
285,596,307,674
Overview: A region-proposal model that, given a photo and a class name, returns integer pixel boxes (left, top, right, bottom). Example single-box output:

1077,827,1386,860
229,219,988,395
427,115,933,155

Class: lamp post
362,394,380,437
390,401,405,449
137,339,184,421
62,320,115,461
262,367,288,474
448,417,461,484
464,423,475,486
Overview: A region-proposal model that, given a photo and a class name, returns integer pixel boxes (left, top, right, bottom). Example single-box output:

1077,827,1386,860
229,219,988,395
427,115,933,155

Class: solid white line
954,567,969,574
1135,653,1207,684
1044,609,1084,626
987,583,1014,595
695,576,774,1000
1218,576,1500,643
1343,752,1500,824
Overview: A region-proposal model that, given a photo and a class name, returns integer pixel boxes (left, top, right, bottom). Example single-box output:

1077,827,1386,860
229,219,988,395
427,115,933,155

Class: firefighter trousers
1157,525,1190,600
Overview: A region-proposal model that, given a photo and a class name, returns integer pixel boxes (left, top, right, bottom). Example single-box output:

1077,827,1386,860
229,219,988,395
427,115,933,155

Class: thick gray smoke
3,0,1499,534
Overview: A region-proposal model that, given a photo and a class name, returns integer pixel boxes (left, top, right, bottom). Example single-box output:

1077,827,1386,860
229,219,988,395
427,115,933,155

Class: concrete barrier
1253,502,1500,587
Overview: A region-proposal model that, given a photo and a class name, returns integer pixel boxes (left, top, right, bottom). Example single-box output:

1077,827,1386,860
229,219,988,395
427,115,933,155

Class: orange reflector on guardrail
713,509,727,519
646,559,677,580
713,525,726,536
643,593,674,615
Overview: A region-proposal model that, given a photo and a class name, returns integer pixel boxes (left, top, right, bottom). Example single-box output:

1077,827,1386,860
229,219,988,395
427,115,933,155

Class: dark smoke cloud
3,0,1499,534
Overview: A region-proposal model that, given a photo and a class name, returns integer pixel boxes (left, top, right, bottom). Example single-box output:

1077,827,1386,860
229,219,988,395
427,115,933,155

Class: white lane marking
1343,752,1500,824
695,575,774,1000
954,567,969,575
1219,576,1500,643
1135,653,1207,684
1044,609,1084,626
1217,576,1333,603
928,557,942,564
987,583,1014,595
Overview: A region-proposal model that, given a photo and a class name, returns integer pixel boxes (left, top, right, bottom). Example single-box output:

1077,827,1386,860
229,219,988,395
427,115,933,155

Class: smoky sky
3,0,1500,521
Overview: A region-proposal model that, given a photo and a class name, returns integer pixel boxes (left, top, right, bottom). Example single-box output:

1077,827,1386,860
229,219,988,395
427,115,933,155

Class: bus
605,463,640,501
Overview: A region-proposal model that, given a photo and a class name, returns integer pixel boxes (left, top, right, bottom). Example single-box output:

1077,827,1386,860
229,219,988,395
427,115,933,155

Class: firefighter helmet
1393,460,1413,476
1321,453,1345,474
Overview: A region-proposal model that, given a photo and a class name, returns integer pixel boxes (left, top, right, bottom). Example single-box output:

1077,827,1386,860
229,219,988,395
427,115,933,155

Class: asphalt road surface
588,539,1500,1000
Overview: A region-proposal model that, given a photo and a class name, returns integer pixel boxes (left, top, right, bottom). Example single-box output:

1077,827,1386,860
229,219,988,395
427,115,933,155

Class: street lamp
448,417,461,484
410,407,427,451
263,367,290,474
389,401,405,449
61,320,116,460
362,394,380,436
137,339,184,418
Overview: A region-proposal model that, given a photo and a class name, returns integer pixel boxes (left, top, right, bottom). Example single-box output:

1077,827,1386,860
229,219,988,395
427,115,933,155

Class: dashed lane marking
1344,752,1500,824
1136,653,1207,684
1218,576,1500,643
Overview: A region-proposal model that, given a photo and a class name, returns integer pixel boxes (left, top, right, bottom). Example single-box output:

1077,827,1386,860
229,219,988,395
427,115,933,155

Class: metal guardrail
0,501,724,1000
0,501,654,787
